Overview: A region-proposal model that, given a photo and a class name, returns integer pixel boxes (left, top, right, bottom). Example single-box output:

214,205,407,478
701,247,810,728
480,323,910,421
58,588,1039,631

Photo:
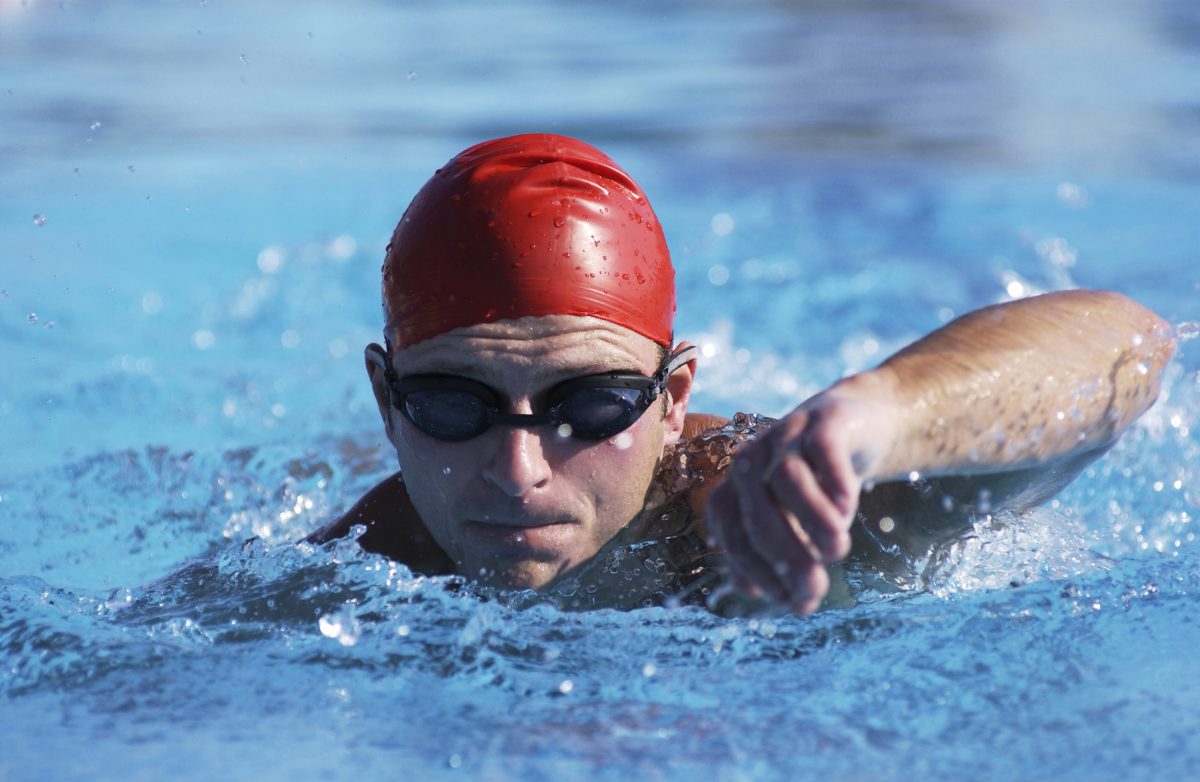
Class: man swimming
311,133,1175,614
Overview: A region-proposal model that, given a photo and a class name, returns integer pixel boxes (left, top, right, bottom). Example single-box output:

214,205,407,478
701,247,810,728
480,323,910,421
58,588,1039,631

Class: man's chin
467,558,572,591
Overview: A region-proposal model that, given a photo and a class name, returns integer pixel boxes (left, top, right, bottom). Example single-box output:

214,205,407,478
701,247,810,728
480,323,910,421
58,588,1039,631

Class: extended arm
706,290,1175,613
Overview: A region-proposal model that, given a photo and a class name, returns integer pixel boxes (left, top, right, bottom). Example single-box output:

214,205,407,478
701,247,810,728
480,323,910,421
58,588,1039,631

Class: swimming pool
2,0,1199,779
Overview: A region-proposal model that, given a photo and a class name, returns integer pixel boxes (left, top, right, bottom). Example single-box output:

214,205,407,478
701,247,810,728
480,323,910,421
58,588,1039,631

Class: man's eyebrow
402,357,643,380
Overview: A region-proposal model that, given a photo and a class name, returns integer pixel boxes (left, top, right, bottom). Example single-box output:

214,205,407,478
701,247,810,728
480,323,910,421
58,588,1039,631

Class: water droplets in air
318,605,361,647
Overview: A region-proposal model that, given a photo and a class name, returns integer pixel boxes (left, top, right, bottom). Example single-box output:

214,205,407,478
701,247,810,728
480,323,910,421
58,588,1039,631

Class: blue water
3,1,1200,779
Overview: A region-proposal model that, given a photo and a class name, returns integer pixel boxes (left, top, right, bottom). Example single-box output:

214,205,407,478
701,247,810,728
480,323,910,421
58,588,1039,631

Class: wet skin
317,290,1175,615
365,315,694,591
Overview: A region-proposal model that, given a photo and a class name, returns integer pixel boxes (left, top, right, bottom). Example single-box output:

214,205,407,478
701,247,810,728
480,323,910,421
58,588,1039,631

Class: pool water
3,1,1200,779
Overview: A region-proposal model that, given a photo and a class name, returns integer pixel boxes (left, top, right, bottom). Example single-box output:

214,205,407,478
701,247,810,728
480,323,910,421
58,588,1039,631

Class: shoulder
659,412,775,520
306,472,454,574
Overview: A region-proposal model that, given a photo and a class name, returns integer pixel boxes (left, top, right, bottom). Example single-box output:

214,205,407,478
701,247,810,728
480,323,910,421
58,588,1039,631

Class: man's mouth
463,519,577,559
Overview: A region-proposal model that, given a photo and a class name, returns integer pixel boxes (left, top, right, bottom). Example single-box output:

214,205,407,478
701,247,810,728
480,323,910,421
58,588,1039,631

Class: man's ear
662,341,696,450
365,343,399,448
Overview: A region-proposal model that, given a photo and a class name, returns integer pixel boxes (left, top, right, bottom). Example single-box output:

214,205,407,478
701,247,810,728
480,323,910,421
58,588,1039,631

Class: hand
705,390,892,614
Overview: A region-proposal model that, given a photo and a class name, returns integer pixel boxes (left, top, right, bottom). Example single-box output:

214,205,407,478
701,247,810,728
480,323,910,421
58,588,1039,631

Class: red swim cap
382,133,675,349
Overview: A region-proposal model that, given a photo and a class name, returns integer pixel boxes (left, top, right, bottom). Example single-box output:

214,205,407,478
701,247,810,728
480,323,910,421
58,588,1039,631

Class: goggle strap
652,344,699,393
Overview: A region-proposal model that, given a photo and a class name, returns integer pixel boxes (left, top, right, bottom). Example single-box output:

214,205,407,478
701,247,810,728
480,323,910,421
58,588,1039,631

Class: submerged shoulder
306,472,454,574
659,411,775,520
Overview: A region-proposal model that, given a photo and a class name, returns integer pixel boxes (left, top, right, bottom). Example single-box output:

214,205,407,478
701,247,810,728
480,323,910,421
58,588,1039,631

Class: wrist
807,368,903,482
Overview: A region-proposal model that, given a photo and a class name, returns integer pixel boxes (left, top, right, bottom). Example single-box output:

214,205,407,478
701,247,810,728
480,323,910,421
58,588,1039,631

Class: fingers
705,410,864,615
707,445,837,614
707,482,789,601
766,447,853,562
799,421,859,518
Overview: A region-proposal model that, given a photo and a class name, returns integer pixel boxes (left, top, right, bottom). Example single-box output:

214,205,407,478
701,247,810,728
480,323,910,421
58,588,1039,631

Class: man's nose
482,425,553,497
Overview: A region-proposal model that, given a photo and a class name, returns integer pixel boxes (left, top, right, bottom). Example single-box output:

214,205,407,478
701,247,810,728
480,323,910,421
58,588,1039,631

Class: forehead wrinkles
393,317,658,381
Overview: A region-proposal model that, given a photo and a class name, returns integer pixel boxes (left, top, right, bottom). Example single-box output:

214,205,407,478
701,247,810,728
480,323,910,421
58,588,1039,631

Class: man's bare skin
311,289,1175,612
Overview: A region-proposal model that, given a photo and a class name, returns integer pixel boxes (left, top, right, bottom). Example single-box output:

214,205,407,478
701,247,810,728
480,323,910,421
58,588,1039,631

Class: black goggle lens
373,344,697,443
403,390,492,442
553,386,644,439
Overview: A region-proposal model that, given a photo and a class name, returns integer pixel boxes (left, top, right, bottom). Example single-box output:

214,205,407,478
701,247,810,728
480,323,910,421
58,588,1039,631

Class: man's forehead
392,315,661,376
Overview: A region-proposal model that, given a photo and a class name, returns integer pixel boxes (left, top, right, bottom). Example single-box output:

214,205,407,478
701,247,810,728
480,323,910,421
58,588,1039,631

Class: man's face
368,315,693,590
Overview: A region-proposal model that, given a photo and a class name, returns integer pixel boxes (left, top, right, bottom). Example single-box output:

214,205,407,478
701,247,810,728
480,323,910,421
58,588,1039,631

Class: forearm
829,290,1175,481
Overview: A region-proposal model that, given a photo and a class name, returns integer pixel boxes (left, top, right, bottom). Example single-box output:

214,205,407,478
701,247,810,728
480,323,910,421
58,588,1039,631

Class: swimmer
310,133,1175,614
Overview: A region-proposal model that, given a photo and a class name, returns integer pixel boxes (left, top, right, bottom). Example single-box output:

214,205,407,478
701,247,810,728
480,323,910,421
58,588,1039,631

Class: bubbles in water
407,71,418,80
239,53,248,64
280,329,300,349
707,264,730,286
26,313,38,324
89,121,102,131
1176,321,1199,342
441,467,452,476
558,679,574,694
556,423,573,438
32,214,46,226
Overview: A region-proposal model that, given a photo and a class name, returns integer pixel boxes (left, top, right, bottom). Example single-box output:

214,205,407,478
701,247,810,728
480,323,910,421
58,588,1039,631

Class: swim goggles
366,343,698,442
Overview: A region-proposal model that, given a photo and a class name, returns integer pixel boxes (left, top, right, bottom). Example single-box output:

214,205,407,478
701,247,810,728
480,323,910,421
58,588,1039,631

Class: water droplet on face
613,432,634,450
556,423,573,438
32,214,46,226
